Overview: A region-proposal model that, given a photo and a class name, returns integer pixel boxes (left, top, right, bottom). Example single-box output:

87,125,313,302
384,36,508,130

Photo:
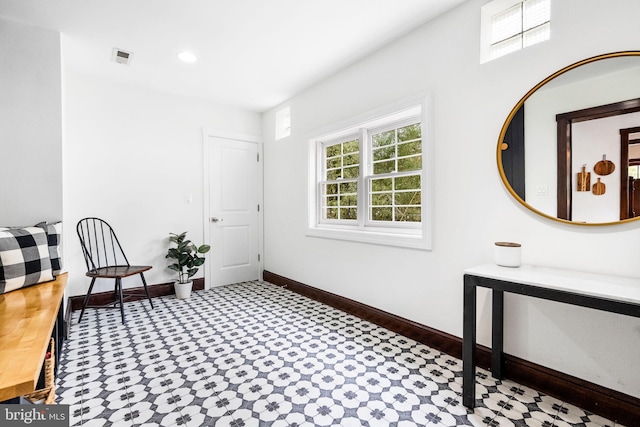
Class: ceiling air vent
112,48,132,65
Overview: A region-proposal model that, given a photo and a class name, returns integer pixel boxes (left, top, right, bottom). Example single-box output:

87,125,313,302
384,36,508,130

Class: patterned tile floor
56,281,623,427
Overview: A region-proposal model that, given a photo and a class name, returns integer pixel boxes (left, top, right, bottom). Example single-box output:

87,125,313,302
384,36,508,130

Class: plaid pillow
36,221,63,276
0,226,53,294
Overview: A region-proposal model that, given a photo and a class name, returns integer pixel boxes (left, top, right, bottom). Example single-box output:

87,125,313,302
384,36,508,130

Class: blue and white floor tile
56,281,623,427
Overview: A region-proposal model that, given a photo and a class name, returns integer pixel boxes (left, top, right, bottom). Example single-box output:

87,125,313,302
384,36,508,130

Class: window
369,122,422,224
275,106,291,140
321,137,360,221
308,99,431,250
481,0,550,63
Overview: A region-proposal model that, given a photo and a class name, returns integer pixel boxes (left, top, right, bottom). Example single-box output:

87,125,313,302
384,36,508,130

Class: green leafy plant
166,232,211,284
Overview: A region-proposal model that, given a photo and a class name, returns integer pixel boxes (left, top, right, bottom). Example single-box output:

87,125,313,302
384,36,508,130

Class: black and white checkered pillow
36,221,63,276
0,226,54,294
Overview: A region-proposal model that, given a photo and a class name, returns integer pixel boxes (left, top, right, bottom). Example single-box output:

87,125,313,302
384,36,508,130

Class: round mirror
497,51,640,225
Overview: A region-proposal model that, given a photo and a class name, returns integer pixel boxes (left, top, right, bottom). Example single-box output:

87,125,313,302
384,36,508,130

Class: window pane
343,166,359,179
322,179,358,221
343,139,359,153
374,160,395,174
373,146,395,161
523,21,550,47
523,0,550,30
398,155,422,172
326,145,341,157
340,195,357,206
326,196,338,206
344,153,359,166
326,169,341,180
395,207,421,222
324,138,360,183
491,35,522,59
371,207,393,221
372,130,395,147
398,123,421,142
372,193,392,206
398,140,422,157
371,178,392,191
340,181,357,193
370,178,422,222
341,208,357,220
395,191,421,205
491,4,521,44
326,157,341,169
395,174,421,190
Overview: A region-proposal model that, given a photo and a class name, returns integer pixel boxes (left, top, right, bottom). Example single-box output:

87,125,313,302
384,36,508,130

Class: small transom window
481,0,551,63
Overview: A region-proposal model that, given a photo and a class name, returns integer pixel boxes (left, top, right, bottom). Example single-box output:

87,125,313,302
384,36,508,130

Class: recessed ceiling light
177,51,197,63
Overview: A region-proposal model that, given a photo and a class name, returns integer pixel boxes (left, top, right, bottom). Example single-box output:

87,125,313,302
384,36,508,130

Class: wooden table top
0,273,67,401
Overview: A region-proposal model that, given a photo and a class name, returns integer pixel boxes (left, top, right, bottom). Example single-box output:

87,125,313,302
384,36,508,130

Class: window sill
306,225,431,250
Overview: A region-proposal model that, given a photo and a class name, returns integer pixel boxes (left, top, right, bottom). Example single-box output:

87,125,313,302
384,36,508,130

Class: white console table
462,263,640,408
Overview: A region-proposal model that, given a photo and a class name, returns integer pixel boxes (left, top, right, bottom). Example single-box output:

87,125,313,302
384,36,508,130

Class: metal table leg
462,274,477,408
492,289,504,379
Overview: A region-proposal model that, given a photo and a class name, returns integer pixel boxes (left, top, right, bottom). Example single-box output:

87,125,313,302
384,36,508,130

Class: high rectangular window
275,106,291,140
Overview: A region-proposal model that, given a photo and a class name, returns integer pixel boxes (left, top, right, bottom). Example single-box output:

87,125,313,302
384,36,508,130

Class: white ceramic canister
494,242,521,267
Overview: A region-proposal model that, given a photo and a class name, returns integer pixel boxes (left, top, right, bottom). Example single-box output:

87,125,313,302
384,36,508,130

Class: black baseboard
68,278,205,311
263,270,640,425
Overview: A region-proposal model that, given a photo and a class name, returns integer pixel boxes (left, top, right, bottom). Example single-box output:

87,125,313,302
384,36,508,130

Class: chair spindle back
77,218,131,273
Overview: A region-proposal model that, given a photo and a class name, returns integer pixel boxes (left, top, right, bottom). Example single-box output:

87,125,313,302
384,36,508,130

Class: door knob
211,217,223,222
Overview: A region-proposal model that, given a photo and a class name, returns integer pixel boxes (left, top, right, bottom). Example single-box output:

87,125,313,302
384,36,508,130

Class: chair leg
78,277,97,324
116,278,126,324
140,273,154,309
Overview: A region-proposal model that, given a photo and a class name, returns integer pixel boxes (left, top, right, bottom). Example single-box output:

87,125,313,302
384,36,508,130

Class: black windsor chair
76,217,154,324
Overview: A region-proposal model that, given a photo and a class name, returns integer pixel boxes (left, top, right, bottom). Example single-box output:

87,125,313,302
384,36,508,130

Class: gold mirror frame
497,51,640,226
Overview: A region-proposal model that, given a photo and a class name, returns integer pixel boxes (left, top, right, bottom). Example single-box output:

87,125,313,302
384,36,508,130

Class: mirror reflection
498,52,640,225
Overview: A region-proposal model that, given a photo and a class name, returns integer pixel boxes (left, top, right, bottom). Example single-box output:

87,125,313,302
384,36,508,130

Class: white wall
262,0,640,398
0,18,62,225
0,18,262,318
63,67,262,297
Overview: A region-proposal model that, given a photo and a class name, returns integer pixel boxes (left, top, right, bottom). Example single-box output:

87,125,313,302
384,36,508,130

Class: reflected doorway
620,127,640,219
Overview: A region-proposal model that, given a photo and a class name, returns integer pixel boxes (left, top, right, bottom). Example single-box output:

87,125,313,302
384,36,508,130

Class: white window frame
307,95,433,250
480,0,551,63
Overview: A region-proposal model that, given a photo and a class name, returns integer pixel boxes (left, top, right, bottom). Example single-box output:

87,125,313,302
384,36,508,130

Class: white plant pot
175,281,193,299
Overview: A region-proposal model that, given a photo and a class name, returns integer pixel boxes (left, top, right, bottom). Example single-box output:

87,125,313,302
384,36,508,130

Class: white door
205,135,260,287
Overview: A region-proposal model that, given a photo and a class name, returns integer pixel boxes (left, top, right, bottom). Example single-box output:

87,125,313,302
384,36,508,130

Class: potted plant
166,231,211,299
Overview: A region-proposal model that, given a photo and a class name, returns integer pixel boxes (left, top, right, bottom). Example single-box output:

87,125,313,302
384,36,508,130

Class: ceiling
0,0,466,112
